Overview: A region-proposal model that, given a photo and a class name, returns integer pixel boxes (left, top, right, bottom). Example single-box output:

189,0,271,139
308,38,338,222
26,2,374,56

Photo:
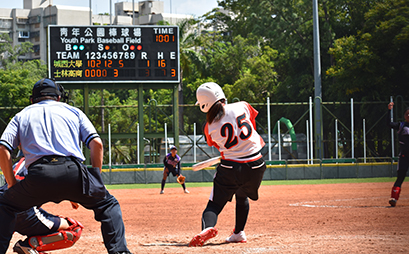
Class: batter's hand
388,102,394,110
70,202,79,210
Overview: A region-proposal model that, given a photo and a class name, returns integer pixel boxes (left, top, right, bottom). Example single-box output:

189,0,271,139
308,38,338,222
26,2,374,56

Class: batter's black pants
201,157,266,232
0,158,129,254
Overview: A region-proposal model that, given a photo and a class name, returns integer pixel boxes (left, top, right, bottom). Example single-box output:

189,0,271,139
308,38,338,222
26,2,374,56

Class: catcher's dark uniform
0,158,61,237
0,79,131,254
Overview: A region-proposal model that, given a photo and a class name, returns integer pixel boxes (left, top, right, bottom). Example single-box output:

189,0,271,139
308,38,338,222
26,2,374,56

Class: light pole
132,0,135,25
110,0,112,25
170,0,173,24
312,0,323,159
89,0,92,25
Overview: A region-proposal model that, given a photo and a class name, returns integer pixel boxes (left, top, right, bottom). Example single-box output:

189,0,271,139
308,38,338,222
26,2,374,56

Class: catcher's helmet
195,82,226,113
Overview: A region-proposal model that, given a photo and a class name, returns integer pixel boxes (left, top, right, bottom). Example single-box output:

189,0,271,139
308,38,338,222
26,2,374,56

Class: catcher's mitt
177,175,186,185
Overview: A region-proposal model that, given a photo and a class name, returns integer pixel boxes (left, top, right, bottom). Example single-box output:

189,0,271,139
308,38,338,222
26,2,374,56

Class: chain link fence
1,97,408,164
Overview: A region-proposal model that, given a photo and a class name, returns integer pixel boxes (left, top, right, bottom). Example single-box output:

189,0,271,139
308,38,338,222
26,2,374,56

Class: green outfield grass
105,177,395,190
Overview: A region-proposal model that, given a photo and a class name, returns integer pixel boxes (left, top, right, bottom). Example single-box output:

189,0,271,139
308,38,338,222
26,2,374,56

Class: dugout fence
0,157,403,186
96,157,401,185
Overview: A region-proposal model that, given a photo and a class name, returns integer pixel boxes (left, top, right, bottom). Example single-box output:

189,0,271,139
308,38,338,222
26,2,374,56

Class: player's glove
177,175,186,185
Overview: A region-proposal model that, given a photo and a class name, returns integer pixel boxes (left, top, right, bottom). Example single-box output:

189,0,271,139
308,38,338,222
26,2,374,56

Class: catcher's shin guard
391,186,401,200
28,217,83,252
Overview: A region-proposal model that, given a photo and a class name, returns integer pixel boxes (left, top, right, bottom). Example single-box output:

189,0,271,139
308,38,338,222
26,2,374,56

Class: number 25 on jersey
221,113,252,149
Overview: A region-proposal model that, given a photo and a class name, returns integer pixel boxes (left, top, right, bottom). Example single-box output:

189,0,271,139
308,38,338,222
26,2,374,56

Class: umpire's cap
31,78,62,102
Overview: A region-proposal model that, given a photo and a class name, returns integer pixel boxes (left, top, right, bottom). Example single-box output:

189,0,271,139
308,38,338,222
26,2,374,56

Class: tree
194,34,261,86
202,0,384,102
325,0,409,157
0,60,47,132
0,34,48,136
224,46,279,102
0,33,33,68
326,0,409,101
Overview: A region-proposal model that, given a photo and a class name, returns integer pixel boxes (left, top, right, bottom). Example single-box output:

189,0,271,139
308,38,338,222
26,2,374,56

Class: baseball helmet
195,82,226,113
31,78,68,102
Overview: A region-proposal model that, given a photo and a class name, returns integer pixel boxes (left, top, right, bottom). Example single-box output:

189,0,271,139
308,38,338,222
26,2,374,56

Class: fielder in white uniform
189,82,266,247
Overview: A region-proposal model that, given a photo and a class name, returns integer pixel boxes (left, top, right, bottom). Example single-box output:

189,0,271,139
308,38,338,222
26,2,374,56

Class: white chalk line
289,196,409,208
142,243,185,246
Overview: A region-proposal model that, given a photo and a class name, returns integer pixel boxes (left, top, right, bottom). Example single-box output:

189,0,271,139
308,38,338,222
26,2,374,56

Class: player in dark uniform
388,102,409,207
0,155,83,254
189,82,266,247
161,145,189,194
0,78,131,254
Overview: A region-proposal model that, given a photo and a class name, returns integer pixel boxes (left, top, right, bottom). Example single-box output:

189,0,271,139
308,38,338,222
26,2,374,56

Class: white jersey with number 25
204,101,265,163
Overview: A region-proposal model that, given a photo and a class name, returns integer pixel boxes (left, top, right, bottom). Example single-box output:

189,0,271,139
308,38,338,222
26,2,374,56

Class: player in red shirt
189,82,266,247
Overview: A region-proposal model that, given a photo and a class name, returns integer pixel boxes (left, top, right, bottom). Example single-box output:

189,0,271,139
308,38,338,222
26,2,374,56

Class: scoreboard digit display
48,25,180,83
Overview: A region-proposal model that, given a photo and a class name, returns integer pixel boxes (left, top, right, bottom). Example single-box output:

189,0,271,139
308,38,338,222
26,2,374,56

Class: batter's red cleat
226,230,247,243
188,227,218,247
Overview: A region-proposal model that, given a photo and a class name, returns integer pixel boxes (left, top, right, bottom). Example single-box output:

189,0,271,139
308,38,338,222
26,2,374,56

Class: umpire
0,79,131,254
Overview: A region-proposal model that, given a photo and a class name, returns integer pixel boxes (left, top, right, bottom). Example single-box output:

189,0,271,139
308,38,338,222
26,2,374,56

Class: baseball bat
192,156,221,171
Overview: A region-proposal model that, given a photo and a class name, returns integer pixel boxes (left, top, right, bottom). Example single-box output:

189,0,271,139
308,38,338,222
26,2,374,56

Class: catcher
160,146,189,194
0,153,83,254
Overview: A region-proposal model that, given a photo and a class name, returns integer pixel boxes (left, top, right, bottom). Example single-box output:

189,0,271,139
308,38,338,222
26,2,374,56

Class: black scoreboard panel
48,25,180,83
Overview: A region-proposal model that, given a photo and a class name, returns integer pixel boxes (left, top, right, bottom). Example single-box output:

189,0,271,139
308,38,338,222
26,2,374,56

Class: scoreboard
48,25,180,83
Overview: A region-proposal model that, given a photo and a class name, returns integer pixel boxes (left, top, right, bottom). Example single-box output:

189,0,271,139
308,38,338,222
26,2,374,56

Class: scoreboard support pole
84,84,91,165
173,84,179,149
138,84,145,163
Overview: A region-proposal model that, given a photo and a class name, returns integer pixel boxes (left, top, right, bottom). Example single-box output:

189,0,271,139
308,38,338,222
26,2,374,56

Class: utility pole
132,0,135,25
313,0,323,159
110,0,112,25
89,0,92,25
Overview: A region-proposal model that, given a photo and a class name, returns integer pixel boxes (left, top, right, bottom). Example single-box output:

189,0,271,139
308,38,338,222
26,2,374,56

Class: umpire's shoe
113,252,133,254
13,240,39,254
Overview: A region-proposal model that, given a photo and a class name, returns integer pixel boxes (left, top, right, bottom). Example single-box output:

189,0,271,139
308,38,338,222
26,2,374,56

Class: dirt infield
7,181,409,253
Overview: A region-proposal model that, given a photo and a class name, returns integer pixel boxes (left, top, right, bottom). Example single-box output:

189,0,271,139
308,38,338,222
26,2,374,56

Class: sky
1,0,219,17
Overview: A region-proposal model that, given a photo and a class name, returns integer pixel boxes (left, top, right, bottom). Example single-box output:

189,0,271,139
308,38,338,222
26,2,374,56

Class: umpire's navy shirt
0,100,99,167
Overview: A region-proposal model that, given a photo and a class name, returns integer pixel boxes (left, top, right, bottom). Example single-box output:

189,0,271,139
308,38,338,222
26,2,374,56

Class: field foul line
141,243,186,246
289,196,409,208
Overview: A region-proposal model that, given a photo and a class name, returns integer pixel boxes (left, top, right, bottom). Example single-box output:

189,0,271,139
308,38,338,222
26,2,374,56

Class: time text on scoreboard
48,25,180,83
